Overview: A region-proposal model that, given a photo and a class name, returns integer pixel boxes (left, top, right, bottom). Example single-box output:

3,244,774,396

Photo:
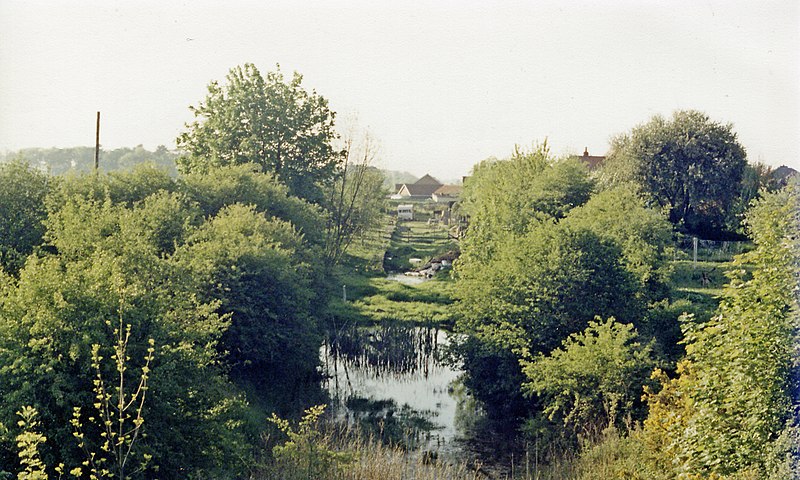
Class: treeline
0,64,385,478
1,145,179,176
452,128,799,478
0,162,330,477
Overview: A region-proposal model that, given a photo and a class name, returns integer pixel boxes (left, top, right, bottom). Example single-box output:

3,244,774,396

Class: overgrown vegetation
2,66,796,479
449,132,798,478
259,405,482,480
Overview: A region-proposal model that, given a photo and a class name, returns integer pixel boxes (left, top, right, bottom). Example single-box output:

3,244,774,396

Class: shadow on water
342,396,442,449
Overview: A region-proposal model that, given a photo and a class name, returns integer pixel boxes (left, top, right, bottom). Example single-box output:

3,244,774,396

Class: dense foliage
601,110,747,236
453,144,673,429
0,161,51,273
0,193,248,476
0,165,331,478
177,63,339,202
643,183,799,479
522,318,656,437
174,203,320,378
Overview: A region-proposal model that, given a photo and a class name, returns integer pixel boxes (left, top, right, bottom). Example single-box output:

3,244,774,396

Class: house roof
772,165,798,181
576,147,605,170
433,185,463,196
398,183,441,197
414,174,442,186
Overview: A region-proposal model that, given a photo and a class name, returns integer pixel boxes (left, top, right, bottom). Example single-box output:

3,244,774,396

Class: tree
455,221,644,420
0,194,249,478
0,160,51,273
644,183,800,478
453,144,651,421
562,184,673,300
458,221,644,353
178,163,326,247
600,110,747,236
172,204,320,380
458,142,593,267
322,127,387,269
176,63,339,202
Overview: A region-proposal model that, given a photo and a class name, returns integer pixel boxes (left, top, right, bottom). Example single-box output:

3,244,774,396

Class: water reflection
324,324,443,379
320,324,527,477
321,324,460,450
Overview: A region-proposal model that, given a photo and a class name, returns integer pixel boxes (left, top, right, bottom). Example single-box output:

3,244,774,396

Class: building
771,165,799,188
393,174,444,200
390,173,465,226
577,147,605,170
397,204,414,220
431,184,463,203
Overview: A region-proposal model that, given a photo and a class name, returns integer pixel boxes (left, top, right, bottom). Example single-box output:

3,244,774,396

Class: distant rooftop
414,174,442,186
578,147,605,170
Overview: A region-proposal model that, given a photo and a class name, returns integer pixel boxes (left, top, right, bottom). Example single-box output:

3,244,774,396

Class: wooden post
94,111,100,171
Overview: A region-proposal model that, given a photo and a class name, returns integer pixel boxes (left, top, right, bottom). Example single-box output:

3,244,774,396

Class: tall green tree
177,63,339,202
458,142,593,267
0,160,52,273
600,110,747,236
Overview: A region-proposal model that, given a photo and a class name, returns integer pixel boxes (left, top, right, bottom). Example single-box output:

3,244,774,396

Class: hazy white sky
1,0,798,179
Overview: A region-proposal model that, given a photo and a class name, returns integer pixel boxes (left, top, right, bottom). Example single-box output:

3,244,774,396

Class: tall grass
255,418,484,480
255,410,669,480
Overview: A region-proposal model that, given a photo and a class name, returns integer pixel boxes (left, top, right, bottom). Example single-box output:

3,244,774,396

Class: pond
320,324,523,474
321,325,460,449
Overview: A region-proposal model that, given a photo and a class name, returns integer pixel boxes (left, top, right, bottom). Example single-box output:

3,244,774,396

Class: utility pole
94,111,100,171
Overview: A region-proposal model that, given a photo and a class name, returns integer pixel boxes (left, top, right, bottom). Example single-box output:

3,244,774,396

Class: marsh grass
330,275,457,325
667,258,751,317
257,420,670,480
257,417,484,480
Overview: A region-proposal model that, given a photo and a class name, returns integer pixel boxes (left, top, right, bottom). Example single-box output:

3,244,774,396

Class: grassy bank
331,219,459,327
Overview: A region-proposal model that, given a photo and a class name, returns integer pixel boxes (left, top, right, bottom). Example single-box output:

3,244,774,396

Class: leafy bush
0,160,51,273
522,318,657,438
643,184,800,477
268,405,353,479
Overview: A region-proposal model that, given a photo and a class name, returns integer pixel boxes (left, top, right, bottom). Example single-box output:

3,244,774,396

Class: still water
321,324,464,452
319,323,528,477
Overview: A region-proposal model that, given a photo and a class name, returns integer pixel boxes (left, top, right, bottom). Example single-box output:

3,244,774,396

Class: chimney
583,147,589,157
